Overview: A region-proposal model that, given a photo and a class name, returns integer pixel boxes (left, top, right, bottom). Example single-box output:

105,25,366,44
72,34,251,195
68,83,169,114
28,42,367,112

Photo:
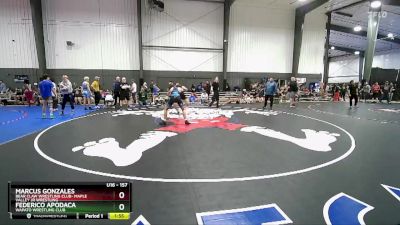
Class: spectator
113,77,121,107
380,81,392,104
279,85,287,103
288,77,299,108
189,92,197,104
152,83,160,105
205,81,211,100
23,80,34,106
371,82,381,102
59,75,75,115
196,82,203,92
389,82,395,102
361,83,371,102
138,84,149,109
209,77,220,108
263,77,277,110
348,80,359,108
200,91,208,104
333,84,340,102
149,80,154,94
82,76,92,110
233,85,241,92
120,77,131,110
74,87,83,105
191,84,196,93
168,81,174,90
91,76,101,109
104,89,114,107
0,80,7,93
340,84,347,101
130,80,137,105
225,82,231,91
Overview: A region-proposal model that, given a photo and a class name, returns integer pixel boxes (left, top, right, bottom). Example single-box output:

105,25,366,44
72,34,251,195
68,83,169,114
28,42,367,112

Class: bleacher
0,91,17,105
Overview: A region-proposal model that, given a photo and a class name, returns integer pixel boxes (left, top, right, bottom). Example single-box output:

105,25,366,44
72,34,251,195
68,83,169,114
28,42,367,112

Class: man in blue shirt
39,75,55,119
0,80,7,93
263,77,278,110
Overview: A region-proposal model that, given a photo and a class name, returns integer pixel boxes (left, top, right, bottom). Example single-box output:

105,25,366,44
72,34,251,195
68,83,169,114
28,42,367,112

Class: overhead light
354,26,362,32
355,51,360,55
298,0,307,2
388,33,394,38
371,1,382,8
330,46,335,50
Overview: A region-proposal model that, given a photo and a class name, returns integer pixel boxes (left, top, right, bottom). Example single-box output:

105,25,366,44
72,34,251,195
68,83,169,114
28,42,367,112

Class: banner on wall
14,75,29,83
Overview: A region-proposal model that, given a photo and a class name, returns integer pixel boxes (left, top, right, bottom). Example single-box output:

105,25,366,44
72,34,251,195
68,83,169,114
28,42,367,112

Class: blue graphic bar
323,193,374,225
197,204,292,225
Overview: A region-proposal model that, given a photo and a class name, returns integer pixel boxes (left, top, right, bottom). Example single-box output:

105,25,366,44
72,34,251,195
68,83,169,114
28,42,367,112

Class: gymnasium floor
0,102,399,225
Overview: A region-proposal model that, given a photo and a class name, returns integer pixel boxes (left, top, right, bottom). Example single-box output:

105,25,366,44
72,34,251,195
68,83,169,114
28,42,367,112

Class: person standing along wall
348,80,359,108
389,82,395,102
82,77,92,110
91,76,101,109
209,77,220,108
340,84,347,101
0,80,7,93
371,82,381,102
59,75,75,115
361,83,371,102
138,83,149,109
23,80,34,106
263,77,277,110
130,80,137,105
120,77,131,111
380,81,392,104
113,77,121,108
152,83,160,105
205,81,211,101
288,77,298,108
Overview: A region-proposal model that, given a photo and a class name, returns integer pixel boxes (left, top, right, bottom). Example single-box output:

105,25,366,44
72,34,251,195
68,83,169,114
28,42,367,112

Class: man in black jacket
209,77,220,108
288,77,298,108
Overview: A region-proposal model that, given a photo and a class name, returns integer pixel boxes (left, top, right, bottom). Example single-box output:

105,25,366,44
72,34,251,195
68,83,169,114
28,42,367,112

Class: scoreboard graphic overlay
8,182,131,220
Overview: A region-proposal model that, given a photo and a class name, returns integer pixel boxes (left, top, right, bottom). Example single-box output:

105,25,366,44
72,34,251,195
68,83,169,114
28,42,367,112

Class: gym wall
298,3,327,77
42,0,140,70
142,0,223,72
0,0,324,89
0,0,39,69
328,48,400,83
228,0,295,73
328,55,360,83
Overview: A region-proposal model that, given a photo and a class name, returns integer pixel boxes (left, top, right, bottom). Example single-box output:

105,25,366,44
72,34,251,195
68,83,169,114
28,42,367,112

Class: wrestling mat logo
71,108,340,167
35,107,355,182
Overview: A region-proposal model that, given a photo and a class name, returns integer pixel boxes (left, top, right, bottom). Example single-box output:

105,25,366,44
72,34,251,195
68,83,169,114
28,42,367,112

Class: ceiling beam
331,24,368,36
326,0,368,14
330,24,400,45
330,45,363,54
297,0,329,14
327,0,400,14
383,0,400,6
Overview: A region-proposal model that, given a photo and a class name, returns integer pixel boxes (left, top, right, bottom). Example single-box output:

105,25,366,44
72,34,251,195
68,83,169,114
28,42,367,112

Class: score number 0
118,191,125,211
118,183,128,211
